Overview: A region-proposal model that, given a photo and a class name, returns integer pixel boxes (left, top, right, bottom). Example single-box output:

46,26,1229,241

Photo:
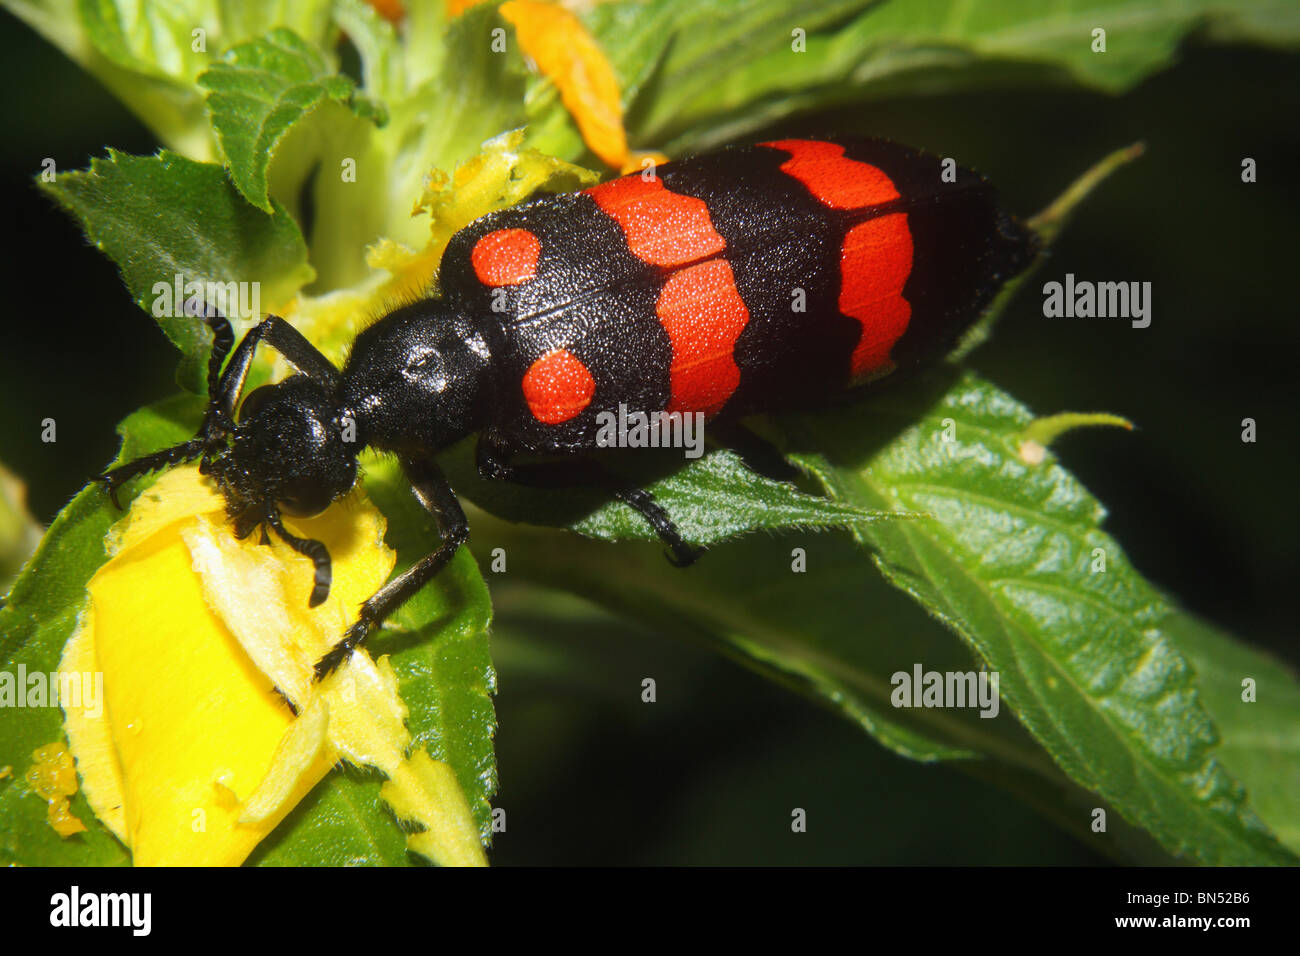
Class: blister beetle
100,138,1035,678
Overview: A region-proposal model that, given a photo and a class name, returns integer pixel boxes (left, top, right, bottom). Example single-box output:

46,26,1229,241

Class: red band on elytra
656,259,750,417
585,176,726,267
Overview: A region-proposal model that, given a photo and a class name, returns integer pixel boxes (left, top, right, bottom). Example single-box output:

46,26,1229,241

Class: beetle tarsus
314,619,371,681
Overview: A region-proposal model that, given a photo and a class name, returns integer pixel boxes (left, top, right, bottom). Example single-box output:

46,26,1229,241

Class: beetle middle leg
475,433,703,568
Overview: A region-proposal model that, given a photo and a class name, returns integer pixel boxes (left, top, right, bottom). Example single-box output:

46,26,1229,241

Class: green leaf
441,441,895,549
574,449,901,544
467,507,1002,764
464,514,1188,862
0,463,43,593
248,770,408,866
199,27,382,213
782,370,1294,865
519,0,1300,156
1166,611,1300,857
0,398,497,865
39,150,314,391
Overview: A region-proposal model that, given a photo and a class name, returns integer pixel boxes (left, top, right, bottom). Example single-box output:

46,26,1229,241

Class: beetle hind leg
611,485,702,567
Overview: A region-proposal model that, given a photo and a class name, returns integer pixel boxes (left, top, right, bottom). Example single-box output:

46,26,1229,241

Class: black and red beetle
99,138,1036,678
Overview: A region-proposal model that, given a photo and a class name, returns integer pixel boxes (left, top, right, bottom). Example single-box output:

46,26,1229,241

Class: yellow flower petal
195,503,487,866
500,0,631,170
239,696,331,825
63,468,383,864
65,466,486,866
59,627,127,841
85,487,317,865
382,749,485,867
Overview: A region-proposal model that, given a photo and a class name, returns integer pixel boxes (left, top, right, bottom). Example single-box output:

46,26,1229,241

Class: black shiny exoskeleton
99,139,1034,679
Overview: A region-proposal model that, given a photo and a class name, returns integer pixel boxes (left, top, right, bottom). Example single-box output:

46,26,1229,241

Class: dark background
1,9,1296,864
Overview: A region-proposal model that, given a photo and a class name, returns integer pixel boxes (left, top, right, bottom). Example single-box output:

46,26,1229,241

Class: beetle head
205,375,358,605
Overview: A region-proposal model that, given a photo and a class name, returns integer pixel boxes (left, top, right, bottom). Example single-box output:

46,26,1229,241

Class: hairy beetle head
217,375,358,521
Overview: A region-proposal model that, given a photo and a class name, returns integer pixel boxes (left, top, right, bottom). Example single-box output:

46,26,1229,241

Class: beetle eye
276,468,337,517
278,482,332,518
238,384,277,423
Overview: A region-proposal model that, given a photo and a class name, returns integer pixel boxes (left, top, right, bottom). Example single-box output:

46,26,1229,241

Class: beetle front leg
96,310,240,506
98,312,343,509
313,454,469,681
97,438,210,509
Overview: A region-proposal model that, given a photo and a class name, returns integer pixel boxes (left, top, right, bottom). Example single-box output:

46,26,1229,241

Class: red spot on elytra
656,259,750,417
522,349,596,425
761,139,901,211
585,176,725,267
839,213,913,378
472,228,541,286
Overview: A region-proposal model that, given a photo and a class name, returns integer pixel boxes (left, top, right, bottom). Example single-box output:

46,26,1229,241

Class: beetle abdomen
437,138,1036,452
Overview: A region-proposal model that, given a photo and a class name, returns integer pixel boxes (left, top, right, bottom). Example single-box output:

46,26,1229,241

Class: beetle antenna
264,507,332,607
97,438,209,509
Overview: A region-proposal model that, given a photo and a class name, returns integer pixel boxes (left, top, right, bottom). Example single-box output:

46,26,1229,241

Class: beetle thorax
339,302,495,454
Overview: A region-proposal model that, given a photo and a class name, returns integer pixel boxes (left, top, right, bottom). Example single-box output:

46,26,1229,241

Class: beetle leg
475,434,703,568
264,505,333,608
313,454,468,681
210,314,340,423
98,312,341,509
96,438,210,509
